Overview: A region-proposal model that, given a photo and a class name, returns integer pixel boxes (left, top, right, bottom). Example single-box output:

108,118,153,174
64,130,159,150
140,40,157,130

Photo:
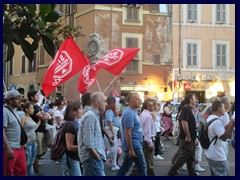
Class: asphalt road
39,137,235,176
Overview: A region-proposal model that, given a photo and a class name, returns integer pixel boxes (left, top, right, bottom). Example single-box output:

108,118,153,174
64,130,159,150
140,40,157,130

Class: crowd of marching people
3,89,235,176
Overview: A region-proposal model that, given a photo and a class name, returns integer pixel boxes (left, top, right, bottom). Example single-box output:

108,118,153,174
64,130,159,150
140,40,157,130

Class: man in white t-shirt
205,100,235,176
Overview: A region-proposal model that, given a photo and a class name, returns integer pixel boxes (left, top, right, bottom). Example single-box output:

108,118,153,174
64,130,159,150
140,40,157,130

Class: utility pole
178,4,182,100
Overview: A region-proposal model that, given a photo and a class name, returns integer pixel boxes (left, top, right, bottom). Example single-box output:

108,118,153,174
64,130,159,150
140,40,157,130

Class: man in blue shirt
116,93,147,176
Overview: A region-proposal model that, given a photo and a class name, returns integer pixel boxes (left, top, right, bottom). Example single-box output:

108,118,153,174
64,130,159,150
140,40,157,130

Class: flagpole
96,80,102,93
3,78,8,96
103,76,118,94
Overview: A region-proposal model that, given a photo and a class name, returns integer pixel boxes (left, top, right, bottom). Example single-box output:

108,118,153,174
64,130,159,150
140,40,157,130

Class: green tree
3,4,84,62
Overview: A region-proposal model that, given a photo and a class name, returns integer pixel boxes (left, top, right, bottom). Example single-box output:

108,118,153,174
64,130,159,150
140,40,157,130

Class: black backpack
198,117,218,149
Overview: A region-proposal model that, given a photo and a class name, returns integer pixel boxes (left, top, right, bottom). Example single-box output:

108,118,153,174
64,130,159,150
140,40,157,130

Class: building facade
4,4,235,103
172,4,235,102
5,4,174,102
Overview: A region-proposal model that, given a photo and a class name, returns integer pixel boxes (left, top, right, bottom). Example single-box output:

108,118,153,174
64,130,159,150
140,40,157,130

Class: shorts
36,132,47,156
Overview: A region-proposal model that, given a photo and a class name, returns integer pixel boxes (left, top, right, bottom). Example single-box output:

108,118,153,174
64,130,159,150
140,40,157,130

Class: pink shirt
140,109,156,146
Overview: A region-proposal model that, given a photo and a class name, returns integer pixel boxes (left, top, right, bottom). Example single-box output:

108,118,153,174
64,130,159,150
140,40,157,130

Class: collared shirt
140,109,156,146
78,108,106,163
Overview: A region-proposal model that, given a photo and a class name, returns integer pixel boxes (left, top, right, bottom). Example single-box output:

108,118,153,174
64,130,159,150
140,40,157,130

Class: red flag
42,37,88,97
78,64,98,94
96,48,140,75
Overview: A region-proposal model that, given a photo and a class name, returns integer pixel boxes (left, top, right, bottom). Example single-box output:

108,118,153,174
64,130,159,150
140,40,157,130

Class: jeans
116,148,147,176
60,153,81,176
25,141,37,176
82,158,105,176
206,157,229,176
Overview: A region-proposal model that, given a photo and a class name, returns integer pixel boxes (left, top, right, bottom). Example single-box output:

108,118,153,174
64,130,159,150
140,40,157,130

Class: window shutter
21,55,25,73
154,54,160,64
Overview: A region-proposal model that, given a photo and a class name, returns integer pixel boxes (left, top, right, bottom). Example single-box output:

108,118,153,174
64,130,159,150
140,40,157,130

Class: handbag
4,106,28,145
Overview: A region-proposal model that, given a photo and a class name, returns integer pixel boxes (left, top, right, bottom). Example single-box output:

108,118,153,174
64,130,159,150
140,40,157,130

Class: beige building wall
172,4,235,102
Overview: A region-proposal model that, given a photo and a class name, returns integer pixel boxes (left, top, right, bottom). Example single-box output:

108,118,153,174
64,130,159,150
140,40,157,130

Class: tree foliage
3,4,84,62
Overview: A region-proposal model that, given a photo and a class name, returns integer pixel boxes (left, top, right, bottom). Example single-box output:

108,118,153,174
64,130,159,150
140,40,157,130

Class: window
125,38,139,73
153,54,160,65
39,44,45,65
29,53,36,72
187,43,197,67
216,4,226,23
216,44,226,68
21,55,25,73
7,59,13,75
65,4,76,27
150,4,169,13
126,6,139,21
58,4,64,13
187,4,197,22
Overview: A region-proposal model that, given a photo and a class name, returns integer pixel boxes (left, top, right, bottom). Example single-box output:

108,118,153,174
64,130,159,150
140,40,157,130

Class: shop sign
120,86,148,91
177,74,217,81
184,83,191,90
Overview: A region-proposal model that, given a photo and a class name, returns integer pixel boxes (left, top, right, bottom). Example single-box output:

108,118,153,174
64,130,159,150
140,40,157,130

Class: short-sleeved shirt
178,104,196,142
205,115,226,161
78,108,106,163
30,104,46,132
121,107,143,151
3,107,21,149
61,121,79,160
104,109,121,128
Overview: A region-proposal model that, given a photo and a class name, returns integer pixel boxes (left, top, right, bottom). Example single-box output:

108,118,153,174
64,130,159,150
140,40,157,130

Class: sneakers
182,163,188,171
154,155,164,160
55,160,60,165
111,165,120,171
182,164,205,172
195,164,205,172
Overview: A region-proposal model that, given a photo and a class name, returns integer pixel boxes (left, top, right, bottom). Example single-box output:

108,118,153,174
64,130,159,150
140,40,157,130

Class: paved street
39,136,235,176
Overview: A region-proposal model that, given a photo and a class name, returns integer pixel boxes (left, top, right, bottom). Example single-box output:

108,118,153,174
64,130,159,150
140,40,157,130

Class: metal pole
103,76,118,94
96,80,102,93
178,4,182,100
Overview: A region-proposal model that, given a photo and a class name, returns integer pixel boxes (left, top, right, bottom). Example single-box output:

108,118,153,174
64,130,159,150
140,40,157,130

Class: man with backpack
205,100,235,176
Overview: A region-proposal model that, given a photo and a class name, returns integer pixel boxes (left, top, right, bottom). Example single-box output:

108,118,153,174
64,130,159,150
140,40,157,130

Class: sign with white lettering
120,86,149,91
177,74,217,81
